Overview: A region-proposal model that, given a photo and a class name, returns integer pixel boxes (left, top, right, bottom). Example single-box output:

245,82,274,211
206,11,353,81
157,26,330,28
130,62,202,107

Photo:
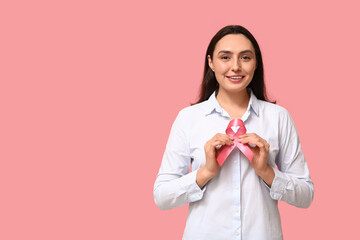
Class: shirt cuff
183,169,206,203
269,167,290,201
262,179,271,189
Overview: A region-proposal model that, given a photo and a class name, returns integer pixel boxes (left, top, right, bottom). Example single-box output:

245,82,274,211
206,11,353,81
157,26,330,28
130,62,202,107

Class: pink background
1,0,359,239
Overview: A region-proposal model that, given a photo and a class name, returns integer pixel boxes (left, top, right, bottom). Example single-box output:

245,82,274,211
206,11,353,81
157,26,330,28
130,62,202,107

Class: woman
153,25,314,240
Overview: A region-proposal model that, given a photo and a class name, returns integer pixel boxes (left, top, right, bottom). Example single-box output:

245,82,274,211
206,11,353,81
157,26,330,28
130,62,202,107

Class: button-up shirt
153,89,314,240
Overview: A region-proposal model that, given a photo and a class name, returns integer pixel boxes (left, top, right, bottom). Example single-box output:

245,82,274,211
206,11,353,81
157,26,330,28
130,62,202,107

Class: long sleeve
153,110,205,210
270,110,314,208
153,90,313,238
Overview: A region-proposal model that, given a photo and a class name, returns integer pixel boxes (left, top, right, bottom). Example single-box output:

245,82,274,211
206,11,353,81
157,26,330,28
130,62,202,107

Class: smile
226,75,245,82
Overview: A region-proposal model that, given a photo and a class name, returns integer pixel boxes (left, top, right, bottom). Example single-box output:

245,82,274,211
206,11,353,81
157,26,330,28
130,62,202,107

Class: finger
238,135,257,142
238,137,249,143
215,133,232,139
265,142,270,152
238,136,254,143
239,133,258,138
237,138,256,148
253,140,269,153
239,137,266,149
260,143,269,152
256,139,269,150
239,133,265,143
212,139,232,148
214,135,234,145
223,134,235,141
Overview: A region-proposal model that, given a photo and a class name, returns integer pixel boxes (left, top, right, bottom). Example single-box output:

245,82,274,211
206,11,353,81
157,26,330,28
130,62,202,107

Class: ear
207,55,214,71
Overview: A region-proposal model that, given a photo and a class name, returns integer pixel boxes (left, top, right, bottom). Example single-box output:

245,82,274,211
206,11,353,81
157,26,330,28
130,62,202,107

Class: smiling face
208,34,257,95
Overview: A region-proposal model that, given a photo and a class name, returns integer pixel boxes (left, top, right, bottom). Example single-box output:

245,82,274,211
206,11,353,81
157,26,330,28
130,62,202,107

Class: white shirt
153,89,314,240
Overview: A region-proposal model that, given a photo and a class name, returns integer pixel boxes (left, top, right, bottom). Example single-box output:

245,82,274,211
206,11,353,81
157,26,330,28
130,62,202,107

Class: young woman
153,25,314,240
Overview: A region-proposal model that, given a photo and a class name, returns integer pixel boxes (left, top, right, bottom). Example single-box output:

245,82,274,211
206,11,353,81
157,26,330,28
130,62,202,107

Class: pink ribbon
217,119,253,166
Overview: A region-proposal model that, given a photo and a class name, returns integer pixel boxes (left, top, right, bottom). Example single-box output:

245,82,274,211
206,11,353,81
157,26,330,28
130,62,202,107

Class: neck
216,88,250,110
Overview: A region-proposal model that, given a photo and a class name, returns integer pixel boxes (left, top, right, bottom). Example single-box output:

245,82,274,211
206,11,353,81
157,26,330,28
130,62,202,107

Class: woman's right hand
196,133,234,188
204,133,234,175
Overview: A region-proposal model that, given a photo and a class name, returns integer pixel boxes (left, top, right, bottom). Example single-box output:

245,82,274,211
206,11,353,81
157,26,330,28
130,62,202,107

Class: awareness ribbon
217,119,253,166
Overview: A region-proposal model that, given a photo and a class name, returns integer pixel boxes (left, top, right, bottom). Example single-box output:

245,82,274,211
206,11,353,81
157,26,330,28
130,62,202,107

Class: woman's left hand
238,133,270,175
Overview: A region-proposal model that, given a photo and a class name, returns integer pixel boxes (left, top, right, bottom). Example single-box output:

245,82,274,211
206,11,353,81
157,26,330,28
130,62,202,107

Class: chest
188,115,280,170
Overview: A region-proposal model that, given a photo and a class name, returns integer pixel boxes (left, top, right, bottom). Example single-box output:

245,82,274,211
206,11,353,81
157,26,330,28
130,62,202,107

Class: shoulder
170,101,209,135
254,99,296,130
256,99,291,119
255,100,298,138
176,101,208,121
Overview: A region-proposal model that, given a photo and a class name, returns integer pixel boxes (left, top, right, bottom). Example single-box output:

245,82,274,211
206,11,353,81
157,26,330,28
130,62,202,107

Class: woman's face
208,34,257,94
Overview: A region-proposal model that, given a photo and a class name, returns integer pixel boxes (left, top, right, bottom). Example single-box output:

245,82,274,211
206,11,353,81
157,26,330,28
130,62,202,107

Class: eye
221,56,230,60
242,56,251,60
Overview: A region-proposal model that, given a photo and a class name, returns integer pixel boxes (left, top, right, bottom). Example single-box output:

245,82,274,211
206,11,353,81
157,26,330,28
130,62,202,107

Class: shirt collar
204,88,260,117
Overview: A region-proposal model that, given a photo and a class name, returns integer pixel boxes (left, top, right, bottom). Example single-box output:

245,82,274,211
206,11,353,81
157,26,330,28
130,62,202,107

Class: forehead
214,34,255,53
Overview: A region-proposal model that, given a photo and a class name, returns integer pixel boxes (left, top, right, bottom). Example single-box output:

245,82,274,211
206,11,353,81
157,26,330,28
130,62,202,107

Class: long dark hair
194,25,274,104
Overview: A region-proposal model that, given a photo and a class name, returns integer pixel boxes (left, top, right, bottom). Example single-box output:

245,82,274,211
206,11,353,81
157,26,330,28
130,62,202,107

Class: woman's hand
238,133,275,186
196,133,233,188
204,133,234,175
238,133,269,172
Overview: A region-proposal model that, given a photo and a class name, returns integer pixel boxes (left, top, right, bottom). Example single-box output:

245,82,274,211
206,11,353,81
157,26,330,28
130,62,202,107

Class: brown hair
193,25,275,104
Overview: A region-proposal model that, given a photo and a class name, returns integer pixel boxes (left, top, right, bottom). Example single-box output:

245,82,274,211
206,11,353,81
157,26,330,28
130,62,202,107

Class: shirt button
234,159,238,164
235,186,239,190
236,232,240,236
236,207,240,213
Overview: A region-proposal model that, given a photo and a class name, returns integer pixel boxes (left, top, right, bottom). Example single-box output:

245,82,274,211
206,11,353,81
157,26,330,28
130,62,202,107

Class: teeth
230,76,243,79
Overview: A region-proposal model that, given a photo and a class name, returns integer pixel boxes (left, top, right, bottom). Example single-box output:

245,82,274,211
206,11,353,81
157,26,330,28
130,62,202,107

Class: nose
231,58,241,72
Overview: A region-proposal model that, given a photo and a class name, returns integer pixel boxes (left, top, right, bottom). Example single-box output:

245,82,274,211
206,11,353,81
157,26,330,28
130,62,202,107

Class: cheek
215,72,225,81
245,63,257,74
215,62,230,73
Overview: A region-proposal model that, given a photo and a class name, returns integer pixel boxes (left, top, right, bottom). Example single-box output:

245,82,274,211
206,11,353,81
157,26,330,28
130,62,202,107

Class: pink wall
1,0,359,239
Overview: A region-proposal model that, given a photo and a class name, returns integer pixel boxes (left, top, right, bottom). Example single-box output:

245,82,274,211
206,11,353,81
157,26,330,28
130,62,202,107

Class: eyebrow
217,50,254,55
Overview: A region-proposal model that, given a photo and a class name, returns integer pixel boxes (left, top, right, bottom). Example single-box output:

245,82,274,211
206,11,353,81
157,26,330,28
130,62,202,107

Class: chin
222,87,247,94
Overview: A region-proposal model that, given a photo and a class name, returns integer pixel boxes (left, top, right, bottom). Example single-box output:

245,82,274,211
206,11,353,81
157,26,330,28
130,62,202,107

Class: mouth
226,75,245,83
